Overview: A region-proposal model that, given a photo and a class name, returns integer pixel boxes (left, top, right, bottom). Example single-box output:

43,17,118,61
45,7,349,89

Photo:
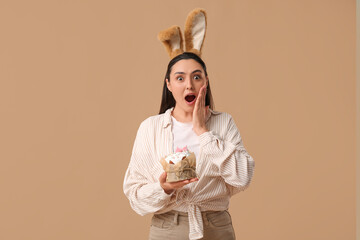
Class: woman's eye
177,77,183,81
194,75,201,80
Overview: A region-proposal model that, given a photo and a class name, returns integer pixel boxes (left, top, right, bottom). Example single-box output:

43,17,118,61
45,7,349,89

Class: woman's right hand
159,172,198,195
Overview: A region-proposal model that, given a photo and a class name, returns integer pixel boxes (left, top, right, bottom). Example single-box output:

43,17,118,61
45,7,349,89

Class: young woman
123,52,255,240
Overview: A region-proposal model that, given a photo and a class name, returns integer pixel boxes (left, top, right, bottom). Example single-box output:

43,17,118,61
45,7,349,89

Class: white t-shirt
171,116,200,159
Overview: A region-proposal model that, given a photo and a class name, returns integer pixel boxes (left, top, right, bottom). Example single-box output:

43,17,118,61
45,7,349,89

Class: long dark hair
159,52,214,114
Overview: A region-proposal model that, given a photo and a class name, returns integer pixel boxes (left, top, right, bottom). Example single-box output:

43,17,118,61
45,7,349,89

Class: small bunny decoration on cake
158,8,207,59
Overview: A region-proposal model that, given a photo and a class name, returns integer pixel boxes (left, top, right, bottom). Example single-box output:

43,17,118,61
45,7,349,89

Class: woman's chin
174,102,196,112
184,102,195,110
176,104,194,113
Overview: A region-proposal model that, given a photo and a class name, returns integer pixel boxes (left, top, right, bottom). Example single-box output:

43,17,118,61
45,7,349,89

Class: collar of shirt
162,107,221,128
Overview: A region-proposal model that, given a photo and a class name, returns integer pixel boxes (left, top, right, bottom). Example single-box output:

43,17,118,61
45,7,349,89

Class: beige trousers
149,210,236,240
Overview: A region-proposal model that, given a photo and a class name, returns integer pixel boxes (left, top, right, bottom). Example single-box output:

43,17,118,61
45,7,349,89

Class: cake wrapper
160,152,197,182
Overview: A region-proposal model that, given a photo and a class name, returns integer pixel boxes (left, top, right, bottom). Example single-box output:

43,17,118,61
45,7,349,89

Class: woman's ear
166,78,172,92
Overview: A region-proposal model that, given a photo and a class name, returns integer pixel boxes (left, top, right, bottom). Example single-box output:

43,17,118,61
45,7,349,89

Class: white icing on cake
165,149,191,164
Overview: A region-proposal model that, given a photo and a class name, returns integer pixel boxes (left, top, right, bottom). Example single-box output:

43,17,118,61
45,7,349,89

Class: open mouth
185,94,196,103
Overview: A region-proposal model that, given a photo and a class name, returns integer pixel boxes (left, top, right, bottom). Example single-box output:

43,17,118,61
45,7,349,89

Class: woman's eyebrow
173,70,202,75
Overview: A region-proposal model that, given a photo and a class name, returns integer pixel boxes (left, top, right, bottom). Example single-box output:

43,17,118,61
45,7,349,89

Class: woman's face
166,59,208,113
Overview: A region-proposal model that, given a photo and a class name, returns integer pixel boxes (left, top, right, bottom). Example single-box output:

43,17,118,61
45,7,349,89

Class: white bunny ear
158,25,184,59
184,8,207,57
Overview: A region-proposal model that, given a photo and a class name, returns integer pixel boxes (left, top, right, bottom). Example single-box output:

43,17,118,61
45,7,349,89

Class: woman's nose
185,78,194,90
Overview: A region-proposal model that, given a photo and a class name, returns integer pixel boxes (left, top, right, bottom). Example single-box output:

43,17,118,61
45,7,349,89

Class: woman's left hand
192,83,209,136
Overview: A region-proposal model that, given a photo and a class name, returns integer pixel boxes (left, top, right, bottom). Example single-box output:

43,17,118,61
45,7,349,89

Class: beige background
0,0,356,239
357,1,360,239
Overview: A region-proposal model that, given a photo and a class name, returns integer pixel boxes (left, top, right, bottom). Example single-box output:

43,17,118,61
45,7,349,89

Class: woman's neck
172,106,193,123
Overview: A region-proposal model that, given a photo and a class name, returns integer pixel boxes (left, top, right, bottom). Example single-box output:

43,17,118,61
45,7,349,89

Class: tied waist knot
188,203,204,240
175,189,204,240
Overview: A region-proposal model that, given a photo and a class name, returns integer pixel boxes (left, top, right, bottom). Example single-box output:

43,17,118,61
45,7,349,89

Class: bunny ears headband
158,8,207,59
